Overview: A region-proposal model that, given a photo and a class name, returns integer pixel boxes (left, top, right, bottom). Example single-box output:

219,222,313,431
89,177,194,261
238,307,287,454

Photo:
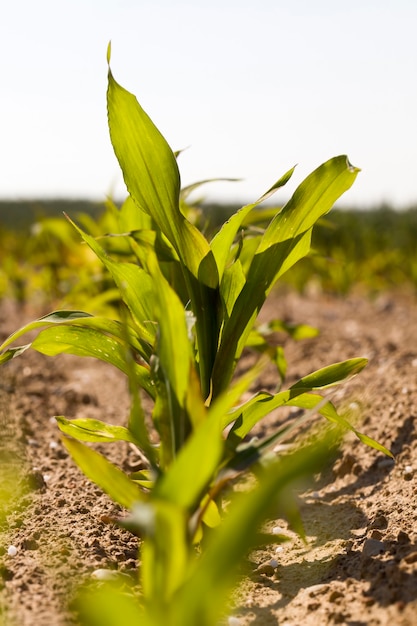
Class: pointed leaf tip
107,41,112,65
345,155,360,174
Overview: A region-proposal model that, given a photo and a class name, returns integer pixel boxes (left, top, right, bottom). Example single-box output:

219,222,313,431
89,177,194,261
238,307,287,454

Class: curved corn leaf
211,166,295,280
226,386,393,471
354,431,393,457
0,344,31,365
0,311,156,409
62,437,142,510
106,70,221,399
107,67,218,289
224,356,392,458
212,156,360,396
30,325,153,396
290,357,367,390
30,325,124,366
0,310,93,352
261,156,359,250
180,178,240,202
56,416,140,445
226,358,368,440
226,390,334,441
66,216,157,347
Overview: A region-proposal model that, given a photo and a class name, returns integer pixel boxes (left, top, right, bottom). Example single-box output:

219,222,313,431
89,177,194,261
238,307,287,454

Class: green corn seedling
0,44,392,625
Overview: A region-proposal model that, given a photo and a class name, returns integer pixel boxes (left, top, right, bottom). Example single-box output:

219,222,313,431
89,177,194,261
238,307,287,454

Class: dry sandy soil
1,289,417,626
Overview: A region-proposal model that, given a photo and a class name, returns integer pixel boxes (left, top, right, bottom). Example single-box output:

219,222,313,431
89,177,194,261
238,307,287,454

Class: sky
1,0,416,209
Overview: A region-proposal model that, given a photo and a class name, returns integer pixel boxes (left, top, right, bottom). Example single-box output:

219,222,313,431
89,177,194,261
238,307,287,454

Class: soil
1,289,417,626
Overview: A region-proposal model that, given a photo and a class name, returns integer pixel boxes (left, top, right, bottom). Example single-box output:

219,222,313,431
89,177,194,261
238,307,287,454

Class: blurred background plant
1,200,417,313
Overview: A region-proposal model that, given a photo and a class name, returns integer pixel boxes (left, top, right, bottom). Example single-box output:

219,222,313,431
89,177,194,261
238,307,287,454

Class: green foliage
2,198,417,308
76,430,340,626
284,205,417,294
0,206,114,310
0,50,392,625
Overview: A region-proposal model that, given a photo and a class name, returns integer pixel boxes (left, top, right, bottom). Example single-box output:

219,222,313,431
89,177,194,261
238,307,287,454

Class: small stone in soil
362,539,387,558
403,465,413,480
308,583,330,597
22,539,39,551
91,569,119,581
397,530,410,544
255,562,275,576
90,569,133,588
369,513,389,530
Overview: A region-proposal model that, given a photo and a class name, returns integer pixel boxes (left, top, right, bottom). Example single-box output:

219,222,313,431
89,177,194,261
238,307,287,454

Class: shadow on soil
234,416,417,624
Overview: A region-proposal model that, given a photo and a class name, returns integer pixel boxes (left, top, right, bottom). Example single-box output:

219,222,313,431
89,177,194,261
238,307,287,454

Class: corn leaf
0,310,93,352
66,217,157,347
146,252,193,412
77,586,149,626
220,260,246,319
153,357,266,511
118,194,152,231
106,69,222,399
107,67,218,289
260,156,359,250
0,344,31,365
171,433,336,626
256,319,319,340
226,390,332,441
212,156,360,396
152,404,223,511
56,416,140,445
180,177,240,202
0,311,146,356
211,166,295,280
30,326,153,396
0,312,153,395
226,358,368,441
354,431,393,457
62,437,142,509
139,500,189,605
290,357,367,390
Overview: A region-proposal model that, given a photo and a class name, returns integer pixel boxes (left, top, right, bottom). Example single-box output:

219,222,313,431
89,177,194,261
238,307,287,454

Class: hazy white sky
1,0,416,208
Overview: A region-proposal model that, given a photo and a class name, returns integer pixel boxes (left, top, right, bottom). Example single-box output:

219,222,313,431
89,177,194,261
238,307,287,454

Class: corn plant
0,45,392,625
74,428,344,626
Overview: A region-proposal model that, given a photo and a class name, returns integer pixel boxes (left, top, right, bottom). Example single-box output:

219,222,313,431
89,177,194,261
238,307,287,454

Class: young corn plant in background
0,45,392,624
